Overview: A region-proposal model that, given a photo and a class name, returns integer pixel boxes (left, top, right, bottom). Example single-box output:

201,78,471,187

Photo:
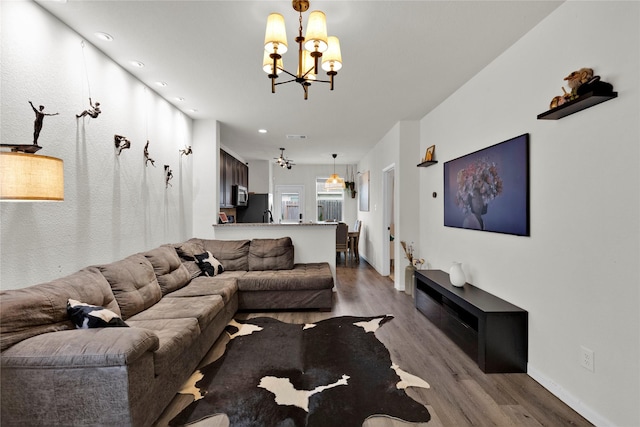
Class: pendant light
325,153,345,190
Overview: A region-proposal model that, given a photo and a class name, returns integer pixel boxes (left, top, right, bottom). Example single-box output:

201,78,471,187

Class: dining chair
336,222,349,263
349,220,362,263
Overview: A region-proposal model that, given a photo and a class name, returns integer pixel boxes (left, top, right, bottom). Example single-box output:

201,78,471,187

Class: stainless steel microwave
232,185,248,207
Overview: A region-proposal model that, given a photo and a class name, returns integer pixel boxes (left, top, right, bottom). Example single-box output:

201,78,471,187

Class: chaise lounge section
0,236,333,426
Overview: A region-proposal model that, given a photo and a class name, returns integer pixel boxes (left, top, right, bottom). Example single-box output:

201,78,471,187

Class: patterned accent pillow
67,299,129,329
194,251,224,277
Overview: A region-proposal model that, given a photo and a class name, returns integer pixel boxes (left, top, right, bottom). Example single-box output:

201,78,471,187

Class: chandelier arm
274,78,298,86
279,68,299,79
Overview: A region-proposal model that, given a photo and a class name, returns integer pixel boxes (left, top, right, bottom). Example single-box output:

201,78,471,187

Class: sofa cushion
144,246,191,295
238,263,333,292
248,237,294,271
67,299,128,329
97,254,162,320
174,239,206,260
0,267,120,352
126,295,224,331
195,251,224,276
0,327,159,367
165,276,238,304
126,318,200,374
201,239,250,271
249,237,293,271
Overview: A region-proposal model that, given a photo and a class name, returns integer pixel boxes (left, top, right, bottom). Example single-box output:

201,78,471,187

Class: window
316,178,344,221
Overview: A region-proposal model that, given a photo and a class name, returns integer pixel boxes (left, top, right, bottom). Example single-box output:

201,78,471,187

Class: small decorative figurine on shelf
179,146,192,157
549,67,614,109
114,135,131,155
144,140,155,167
425,145,435,162
76,98,101,119
164,165,173,188
29,101,58,145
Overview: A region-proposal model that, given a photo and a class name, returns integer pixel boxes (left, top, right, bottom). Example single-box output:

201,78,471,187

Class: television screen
443,133,529,236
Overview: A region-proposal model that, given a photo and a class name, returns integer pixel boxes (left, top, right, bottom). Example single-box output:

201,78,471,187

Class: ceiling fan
274,147,295,170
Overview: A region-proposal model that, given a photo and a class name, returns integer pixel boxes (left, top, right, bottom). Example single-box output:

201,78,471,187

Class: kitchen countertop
213,222,337,227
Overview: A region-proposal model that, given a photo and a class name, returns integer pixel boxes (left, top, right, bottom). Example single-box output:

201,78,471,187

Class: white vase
449,262,466,287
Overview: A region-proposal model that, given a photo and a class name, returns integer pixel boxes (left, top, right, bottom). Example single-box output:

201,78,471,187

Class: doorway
382,165,395,280
274,185,305,223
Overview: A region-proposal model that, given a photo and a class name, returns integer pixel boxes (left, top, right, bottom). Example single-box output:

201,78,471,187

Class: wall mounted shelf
537,90,617,120
417,160,438,167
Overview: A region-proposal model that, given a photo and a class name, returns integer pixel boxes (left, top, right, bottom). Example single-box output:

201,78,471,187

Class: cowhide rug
170,315,431,427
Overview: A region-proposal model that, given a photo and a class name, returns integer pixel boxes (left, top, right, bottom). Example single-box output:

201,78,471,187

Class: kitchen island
212,222,338,284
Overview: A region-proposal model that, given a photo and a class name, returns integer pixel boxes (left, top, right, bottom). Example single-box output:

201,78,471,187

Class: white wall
192,119,219,238
418,2,639,426
1,1,194,289
357,121,420,290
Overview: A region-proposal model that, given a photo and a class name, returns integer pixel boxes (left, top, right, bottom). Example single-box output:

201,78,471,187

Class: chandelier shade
298,50,317,80
263,50,283,74
322,36,342,72
264,13,288,55
304,11,328,53
0,152,64,201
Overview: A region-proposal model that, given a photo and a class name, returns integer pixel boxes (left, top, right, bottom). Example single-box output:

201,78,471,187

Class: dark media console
414,269,528,373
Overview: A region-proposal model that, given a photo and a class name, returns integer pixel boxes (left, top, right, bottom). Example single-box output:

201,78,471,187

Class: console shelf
414,269,528,373
417,160,438,167
537,90,617,120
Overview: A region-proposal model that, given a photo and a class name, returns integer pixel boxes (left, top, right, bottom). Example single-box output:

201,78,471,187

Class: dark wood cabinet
415,270,528,373
220,149,248,208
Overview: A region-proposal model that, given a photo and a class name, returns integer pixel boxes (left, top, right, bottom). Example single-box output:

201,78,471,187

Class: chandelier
263,0,343,100
325,153,345,190
274,147,295,169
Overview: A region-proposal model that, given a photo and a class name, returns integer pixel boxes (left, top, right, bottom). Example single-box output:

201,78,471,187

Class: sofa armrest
1,327,159,368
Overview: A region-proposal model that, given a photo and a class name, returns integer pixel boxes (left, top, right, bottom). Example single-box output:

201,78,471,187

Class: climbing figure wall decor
114,135,131,155
164,165,173,188
144,140,156,167
29,101,58,146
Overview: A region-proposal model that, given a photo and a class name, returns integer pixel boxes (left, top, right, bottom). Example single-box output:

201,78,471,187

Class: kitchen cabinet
220,149,248,208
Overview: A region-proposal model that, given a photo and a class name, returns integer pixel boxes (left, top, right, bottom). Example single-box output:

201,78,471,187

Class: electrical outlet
580,346,595,372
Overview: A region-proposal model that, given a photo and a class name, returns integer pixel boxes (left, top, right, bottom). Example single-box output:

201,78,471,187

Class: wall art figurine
548,67,614,109
29,101,58,145
114,135,131,155
76,98,101,119
164,165,173,188
144,140,155,167
180,146,192,157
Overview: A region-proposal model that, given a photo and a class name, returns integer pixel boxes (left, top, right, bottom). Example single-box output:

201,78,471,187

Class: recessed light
94,32,113,42
175,97,185,102
155,81,167,87
130,60,145,68
258,129,268,134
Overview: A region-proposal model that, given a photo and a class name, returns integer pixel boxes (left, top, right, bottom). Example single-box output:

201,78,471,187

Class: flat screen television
443,133,530,236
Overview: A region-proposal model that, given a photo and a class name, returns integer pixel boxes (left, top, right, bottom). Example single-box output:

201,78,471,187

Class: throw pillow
67,299,129,329
195,251,224,277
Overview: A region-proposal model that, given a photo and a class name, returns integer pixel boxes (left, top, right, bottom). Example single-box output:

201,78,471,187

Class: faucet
264,210,274,223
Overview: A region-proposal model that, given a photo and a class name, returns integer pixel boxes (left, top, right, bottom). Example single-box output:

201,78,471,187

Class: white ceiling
36,0,562,165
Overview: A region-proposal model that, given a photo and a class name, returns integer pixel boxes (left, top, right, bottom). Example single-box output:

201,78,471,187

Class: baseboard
527,364,613,426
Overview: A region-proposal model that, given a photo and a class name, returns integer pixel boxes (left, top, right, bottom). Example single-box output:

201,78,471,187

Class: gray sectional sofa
0,237,333,427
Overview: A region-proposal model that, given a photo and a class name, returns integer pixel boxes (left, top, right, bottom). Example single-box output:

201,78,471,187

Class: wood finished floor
155,260,593,427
